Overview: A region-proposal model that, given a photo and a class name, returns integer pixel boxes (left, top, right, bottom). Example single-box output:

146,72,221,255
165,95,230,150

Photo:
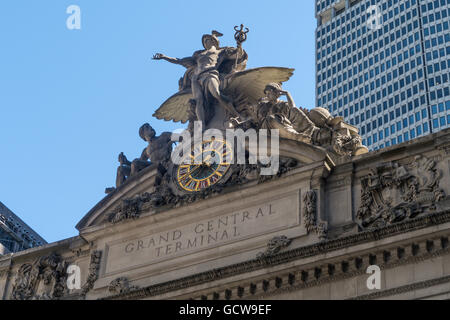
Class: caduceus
234,24,249,68
234,24,249,47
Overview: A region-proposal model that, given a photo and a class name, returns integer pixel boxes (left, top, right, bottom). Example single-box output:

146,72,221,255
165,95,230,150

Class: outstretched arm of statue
152,53,195,68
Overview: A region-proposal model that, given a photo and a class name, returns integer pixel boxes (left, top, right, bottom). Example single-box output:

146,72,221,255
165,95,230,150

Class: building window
433,118,439,129
432,105,438,114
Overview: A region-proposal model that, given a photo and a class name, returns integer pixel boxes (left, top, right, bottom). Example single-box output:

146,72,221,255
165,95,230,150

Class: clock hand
203,154,212,164
189,164,203,177
203,153,218,167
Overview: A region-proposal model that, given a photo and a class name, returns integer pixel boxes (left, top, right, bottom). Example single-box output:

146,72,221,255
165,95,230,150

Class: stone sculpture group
111,26,368,192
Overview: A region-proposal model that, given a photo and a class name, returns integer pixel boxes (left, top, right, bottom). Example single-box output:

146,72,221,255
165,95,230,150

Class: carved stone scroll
303,190,327,241
81,250,102,296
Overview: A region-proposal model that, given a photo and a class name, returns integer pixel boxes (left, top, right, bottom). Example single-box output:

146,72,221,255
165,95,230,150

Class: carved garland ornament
303,190,327,240
357,156,446,230
81,250,102,296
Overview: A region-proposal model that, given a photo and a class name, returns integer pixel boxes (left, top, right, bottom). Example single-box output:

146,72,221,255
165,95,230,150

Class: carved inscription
106,195,299,274
124,206,276,256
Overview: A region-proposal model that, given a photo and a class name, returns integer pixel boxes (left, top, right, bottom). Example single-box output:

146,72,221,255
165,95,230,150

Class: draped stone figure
248,83,368,157
257,82,317,144
113,124,174,189
108,26,368,192
131,123,173,176
152,27,368,157
152,30,296,131
153,31,246,127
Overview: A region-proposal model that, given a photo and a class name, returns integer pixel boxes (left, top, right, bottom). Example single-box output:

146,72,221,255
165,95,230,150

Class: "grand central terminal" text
123,204,277,258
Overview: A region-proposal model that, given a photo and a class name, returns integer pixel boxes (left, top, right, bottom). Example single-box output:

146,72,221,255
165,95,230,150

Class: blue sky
0,0,316,243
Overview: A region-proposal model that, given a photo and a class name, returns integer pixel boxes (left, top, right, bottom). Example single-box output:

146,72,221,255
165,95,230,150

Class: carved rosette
357,156,446,230
10,253,67,300
81,250,102,296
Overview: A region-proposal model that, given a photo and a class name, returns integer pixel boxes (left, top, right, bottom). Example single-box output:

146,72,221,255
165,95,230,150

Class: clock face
176,139,233,192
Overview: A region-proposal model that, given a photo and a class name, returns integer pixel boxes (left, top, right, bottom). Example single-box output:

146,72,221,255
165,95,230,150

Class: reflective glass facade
316,0,450,150
0,202,46,254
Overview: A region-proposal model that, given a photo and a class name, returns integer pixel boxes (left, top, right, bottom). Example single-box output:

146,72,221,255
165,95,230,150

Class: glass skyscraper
0,201,46,254
315,0,449,151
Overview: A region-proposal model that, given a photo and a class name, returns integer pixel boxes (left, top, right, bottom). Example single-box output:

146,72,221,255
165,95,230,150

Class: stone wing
152,89,193,124
223,67,295,106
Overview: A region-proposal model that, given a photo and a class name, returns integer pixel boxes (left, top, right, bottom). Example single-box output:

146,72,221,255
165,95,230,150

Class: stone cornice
346,128,450,168
350,275,450,300
251,240,450,300
103,209,450,300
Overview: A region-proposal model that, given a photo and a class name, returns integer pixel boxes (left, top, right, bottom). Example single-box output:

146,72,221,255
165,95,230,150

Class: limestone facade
1,128,449,300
